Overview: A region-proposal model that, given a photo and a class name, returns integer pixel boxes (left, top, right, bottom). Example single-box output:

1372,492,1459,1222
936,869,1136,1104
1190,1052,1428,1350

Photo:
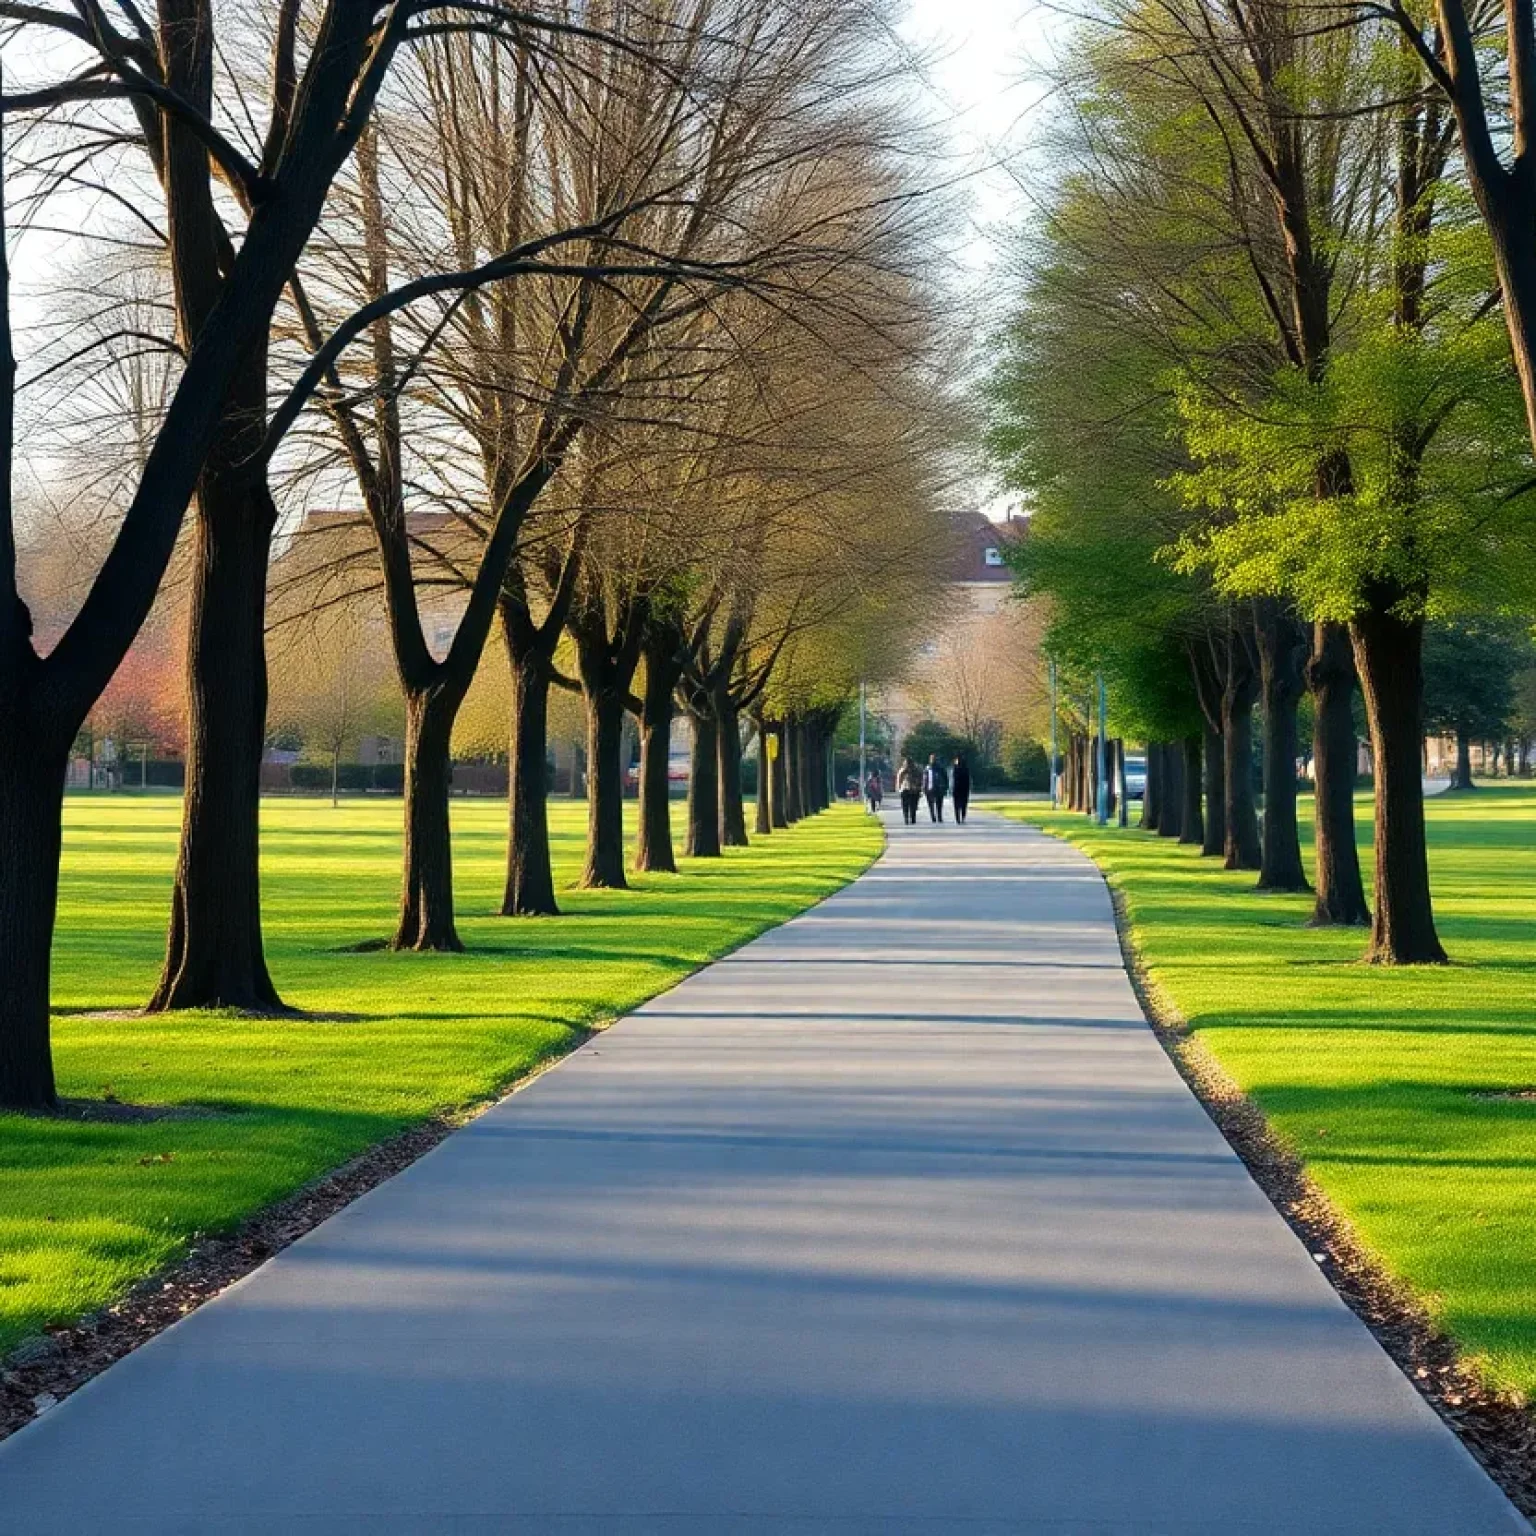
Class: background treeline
0,0,957,1109
985,0,1536,966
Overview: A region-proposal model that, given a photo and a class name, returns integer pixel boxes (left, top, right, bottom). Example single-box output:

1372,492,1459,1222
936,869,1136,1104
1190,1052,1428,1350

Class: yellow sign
767,734,780,760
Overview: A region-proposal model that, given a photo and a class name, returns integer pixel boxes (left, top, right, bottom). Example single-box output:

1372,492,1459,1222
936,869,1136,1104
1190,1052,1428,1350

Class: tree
1423,620,1527,791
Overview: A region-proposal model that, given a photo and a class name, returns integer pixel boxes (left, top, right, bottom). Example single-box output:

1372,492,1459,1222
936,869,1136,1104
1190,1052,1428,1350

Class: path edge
0,809,887,1449
1046,824,1536,1521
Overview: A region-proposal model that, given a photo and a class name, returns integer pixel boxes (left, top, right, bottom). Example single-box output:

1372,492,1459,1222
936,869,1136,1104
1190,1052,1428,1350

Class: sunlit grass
987,787,1536,1397
0,795,881,1356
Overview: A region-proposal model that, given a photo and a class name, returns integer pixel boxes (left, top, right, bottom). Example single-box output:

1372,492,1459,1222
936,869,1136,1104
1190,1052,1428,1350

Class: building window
983,546,1003,567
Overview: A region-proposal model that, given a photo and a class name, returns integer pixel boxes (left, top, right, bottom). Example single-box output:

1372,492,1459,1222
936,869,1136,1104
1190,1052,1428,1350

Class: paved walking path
1,812,1526,1533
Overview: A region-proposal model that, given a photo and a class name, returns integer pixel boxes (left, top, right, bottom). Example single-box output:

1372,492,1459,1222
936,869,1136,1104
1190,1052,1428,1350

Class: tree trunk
1201,724,1225,857
753,715,771,835
1222,669,1263,871
634,668,677,875
580,690,628,889
1352,602,1447,963
1116,740,1130,827
1451,730,1475,790
396,691,462,952
795,718,813,816
687,705,722,857
150,490,284,1012
330,748,340,809
717,691,748,847
1158,742,1183,839
1142,741,1161,831
769,720,789,828
502,631,558,914
1180,735,1203,846
0,737,67,1109
1307,622,1370,925
1255,603,1310,893
783,717,803,822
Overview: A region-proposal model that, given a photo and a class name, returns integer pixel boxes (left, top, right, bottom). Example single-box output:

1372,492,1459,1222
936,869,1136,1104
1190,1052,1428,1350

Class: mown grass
0,795,881,1357
988,787,1536,1397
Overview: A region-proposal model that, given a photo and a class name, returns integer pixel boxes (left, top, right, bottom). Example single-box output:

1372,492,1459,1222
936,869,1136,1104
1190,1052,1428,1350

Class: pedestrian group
878,753,970,826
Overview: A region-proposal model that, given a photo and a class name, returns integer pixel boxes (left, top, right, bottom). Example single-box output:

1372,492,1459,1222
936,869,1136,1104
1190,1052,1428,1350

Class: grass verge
987,787,1536,1401
1,796,880,1358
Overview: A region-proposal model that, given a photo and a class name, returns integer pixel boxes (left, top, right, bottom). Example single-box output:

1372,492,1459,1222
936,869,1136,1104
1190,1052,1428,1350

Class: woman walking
896,757,922,825
952,754,972,823
865,768,883,813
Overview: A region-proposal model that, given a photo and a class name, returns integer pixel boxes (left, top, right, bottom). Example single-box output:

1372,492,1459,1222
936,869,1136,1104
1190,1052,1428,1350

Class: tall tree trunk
501,626,558,915
1180,735,1203,846
1255,602,1310,893
580,690,628,889
149,468,283,1012
634,659,678,875
396,690,462,952
753,714,771,835
716,690,748,847
1353,602,1447,963
1223,667,1263,871
795,718,813,816
783,716,803,822
1142,741,1162,831
1158,742,1184,840
1451,730,1475,790
0,737,67,1109
1115,740,1129,827
1201,724,1225,857
770,720,789,827
687,704,722,857
1307,622,1370,925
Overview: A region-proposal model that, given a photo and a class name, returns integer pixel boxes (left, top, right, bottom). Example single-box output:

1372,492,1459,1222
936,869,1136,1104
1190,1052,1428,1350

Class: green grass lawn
988,787,1536,1397
0,795,880,1357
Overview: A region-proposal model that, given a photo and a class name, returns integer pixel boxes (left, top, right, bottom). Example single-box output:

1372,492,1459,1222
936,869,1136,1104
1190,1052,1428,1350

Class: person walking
896,757,922,825
952,753,971,823
923,753,948,822
865,768,883,813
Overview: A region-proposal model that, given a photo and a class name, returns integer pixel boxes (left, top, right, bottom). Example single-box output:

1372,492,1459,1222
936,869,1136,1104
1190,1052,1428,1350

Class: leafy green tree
1423,621,1530,790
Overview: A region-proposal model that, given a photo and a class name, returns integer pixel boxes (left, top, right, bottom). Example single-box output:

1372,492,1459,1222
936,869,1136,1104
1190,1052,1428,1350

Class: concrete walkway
1,812,1525,1533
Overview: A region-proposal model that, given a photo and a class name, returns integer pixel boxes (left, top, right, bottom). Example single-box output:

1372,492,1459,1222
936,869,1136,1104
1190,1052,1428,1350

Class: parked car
1122,754,1147,801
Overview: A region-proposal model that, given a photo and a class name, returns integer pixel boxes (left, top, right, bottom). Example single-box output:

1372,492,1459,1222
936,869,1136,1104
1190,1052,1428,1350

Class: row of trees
0,0,953,1109
987,0,1536,966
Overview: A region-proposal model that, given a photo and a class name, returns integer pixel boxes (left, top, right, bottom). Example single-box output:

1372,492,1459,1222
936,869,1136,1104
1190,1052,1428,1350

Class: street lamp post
858,680,867,807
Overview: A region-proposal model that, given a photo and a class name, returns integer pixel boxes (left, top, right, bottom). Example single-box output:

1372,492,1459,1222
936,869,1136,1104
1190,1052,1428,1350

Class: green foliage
1423,619,1533,739
1001,733,1049,791
899,719,971,767
1,798,880,1357
992,788,1536,1397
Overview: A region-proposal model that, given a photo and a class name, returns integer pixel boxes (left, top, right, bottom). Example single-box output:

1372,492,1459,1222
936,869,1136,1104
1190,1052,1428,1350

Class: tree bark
1201,724,1225,857
1352,600,1446,963
716,690,748,847
1180,735,1204,846
148,409,283,1012
1158,742,1184,839
770,720,789,827
581,690,629,889
1307,622,1370,925
1115,740,1130,827
783,716,803,822
1451,730,1475,790
395,690,462,952
686,703,722,857
795,718,814,816
501,623,558,914
1255,601,1310,893
0,736,67,1108
1142,741,1162,831
1222,665,1263,871
752,715,771,835
634,644,681,874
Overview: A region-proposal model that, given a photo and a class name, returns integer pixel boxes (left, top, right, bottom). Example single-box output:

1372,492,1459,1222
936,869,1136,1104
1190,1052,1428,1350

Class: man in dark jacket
923,754,948,822
952,754,972,823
